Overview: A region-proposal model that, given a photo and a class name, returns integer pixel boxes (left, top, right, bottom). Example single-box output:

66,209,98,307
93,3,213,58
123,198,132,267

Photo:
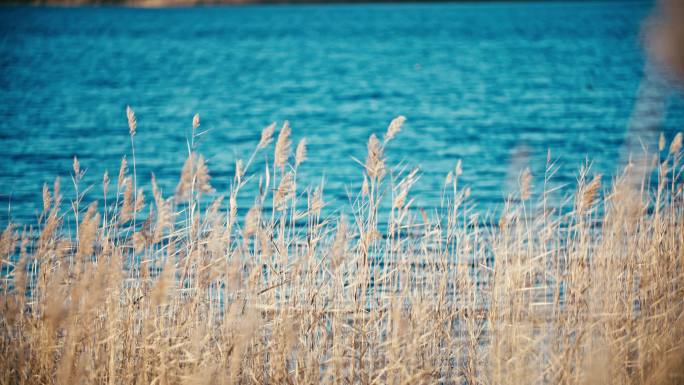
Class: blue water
1,2,682,224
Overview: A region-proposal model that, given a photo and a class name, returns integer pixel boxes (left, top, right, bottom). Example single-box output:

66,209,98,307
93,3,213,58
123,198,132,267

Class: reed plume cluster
1,112,683,385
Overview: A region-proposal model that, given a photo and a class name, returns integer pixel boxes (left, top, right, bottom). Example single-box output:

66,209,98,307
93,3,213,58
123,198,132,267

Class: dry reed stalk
1,115,682,385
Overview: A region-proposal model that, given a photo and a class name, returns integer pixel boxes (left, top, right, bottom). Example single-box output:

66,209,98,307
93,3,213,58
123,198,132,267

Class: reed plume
384,115,406,142
274,121,291,169
579,173,602,213
295,138,307,167
258,122,277,149
519,167,532,200
126,105,136,136
274,171,294,210
365,133,385,180
670,132,682,155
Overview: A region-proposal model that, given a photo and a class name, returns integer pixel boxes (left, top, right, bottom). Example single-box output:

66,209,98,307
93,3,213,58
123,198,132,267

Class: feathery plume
151,173,173,242
258,122,277,149
53,176,61,206
670,132,682,155
274,121,292,169
235,159,244,184
133,212,152,254
295,138,307,167
579,174,602,213
195,154,213,194
117,156,128,189
126,105,136,136
72,156,80,178
151,253,174,306
175,152,214,201
310,187,324,214
393,186,409,210
121,177,133,221
229,193,237,227
0,224,17,257
331,215,348,269
659,132,666,152
42,183,51,214
274,172,294,210
192,113,200,131
365,134,385,179
134,188,145,213
176,153,194,201
243,204,261,237
384,115,406,142
77,202,99,260
103,171,110,196
393,167,418,210
520,167,532,200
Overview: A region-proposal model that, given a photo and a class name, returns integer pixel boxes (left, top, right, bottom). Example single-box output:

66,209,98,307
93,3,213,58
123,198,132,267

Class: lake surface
1,1,683,224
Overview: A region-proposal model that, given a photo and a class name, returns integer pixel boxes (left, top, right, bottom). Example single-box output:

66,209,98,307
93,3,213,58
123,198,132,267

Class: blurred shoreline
0,0,647,7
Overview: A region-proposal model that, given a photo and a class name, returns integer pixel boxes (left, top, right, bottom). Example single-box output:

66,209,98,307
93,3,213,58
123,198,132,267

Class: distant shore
2,0,642,7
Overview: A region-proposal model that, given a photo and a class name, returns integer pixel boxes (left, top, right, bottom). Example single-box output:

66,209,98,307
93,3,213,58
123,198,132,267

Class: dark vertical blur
621,0,683,165
645,0,684,83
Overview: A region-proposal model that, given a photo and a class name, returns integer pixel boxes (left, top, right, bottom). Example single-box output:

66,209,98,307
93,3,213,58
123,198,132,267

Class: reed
1,114,683,385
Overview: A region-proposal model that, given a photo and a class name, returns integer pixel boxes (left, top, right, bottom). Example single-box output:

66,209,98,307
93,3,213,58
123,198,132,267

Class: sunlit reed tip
520,167,532,200
295,138,307,167
365,134,385,180
384,115,406,142
670,132,682,155
275,121,292,169
72,156,80,178
580,173,602,213
126,105,136,136
258,122,277,150
192,113,200,130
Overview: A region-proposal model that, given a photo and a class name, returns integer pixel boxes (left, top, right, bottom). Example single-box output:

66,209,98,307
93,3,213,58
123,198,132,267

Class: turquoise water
0,2,682,224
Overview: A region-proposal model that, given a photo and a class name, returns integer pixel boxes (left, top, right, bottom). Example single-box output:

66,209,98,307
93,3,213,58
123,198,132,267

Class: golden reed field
1,111,683,384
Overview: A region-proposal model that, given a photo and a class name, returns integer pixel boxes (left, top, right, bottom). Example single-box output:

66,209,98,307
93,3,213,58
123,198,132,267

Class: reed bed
1,112,683,385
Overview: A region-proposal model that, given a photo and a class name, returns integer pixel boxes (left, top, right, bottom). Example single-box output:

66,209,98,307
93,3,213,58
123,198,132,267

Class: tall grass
1,113,683,385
